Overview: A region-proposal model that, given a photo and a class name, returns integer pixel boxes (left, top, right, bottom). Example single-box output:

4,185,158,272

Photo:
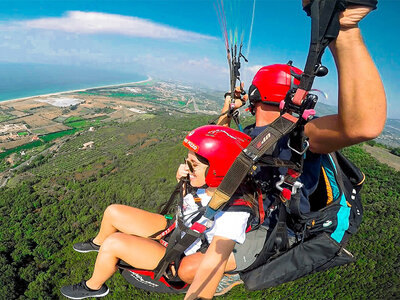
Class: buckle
287,139,309,155
242,148,258,162
275,175,303,195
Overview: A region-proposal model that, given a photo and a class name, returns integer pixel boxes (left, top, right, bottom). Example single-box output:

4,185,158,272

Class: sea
0,63,146,102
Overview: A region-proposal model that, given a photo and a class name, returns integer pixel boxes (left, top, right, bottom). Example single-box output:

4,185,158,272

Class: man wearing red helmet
220,7,386,154
218,5,386,205
210,3,386,297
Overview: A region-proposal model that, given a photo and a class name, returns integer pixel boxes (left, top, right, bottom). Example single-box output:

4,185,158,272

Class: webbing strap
299,0,344,94
257,189,265,225
154,220,207,281
205,115,298,219
158,178,186,215
257,156,299,169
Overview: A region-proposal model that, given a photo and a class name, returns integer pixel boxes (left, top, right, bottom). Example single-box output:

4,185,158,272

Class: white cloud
20,11,216,41
246,65,263,76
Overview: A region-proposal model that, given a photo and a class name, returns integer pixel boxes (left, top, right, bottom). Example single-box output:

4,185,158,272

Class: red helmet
183,125,251,187
249,63,303,106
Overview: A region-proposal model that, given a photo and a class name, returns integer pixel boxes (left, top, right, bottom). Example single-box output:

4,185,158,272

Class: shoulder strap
158,177,187,216
205,114,298,219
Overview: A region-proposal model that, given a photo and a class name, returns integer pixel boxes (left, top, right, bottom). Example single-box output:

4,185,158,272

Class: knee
178,258,197,283
100,232,125,254
104,204,122,220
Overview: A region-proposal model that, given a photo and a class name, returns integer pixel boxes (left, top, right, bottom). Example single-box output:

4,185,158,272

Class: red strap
159,239,168,247
257,189,265,225
245,225,252,233
190,222,207,233
281,188,292,202
282,112,299,123
287,168,301,178
232,199,252,207
292,88,308,106
154,221,176,240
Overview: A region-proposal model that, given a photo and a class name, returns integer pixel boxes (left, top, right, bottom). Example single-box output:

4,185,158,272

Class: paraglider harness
118,0,376,293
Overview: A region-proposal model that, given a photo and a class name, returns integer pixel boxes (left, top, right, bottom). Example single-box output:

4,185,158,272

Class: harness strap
154,220,209,281
257,156,299,169
274,203,290,252
153,221,177,248
205,115,298,220
257,189,265,225
276,168,303,218
158,178,186,215
295,0,345,105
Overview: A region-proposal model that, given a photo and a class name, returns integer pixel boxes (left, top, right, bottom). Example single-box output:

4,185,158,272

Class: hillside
363,144,400,171
0,114,399,299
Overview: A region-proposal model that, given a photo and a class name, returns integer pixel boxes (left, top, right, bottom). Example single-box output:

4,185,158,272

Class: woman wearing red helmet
61,125,256,300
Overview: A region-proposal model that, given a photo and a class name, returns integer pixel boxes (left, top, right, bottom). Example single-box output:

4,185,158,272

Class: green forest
0,114,399,299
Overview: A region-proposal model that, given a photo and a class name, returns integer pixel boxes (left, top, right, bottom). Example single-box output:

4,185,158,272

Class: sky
0,0,399,118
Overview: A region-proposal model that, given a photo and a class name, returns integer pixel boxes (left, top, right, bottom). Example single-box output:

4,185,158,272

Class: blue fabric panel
331,194,351,243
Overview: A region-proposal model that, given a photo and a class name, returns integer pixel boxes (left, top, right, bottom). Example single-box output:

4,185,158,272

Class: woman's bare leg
92,204,167,245
86,232,166,290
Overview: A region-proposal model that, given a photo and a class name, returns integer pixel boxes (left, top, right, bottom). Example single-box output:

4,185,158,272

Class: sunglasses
185,158,194,173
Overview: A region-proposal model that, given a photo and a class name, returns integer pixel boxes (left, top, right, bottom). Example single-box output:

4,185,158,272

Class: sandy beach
0,76,153,105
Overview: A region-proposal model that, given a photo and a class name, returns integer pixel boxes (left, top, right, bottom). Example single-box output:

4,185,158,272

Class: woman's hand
224,83,248,110
176,163,189,182
217,83,248,126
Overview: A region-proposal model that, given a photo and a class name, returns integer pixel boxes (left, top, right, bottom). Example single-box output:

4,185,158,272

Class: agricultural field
0,80,224,173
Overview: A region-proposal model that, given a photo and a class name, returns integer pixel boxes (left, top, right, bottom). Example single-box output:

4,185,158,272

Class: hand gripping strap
207,116,297,215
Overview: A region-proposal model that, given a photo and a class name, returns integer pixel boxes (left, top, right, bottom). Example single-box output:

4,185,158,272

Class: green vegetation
93,107,115,114
391,147,400,156
64,116,83,123
0,115,13,122
0,140,44,160
17,131,29,136
0,114,399,299
107,92,158,101
64,116,109,130
40,129,77,142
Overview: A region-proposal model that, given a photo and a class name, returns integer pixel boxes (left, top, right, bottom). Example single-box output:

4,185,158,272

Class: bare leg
178,251,237,284
86,232,166,290
92,204,167,245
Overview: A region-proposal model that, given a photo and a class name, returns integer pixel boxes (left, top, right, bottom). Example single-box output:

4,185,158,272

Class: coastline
0,75,153,105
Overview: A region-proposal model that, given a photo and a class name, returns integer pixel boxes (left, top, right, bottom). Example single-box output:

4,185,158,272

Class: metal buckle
204,218,214,229
242,148,258,162
275,175,303,195
287,139,310,155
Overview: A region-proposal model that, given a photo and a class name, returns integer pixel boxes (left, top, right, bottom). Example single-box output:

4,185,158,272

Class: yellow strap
321,167,334,206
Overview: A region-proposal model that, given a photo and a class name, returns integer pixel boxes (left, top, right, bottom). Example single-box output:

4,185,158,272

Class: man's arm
305,6,386,154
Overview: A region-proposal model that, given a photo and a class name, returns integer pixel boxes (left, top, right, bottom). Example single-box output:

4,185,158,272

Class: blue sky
0,0,399,118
